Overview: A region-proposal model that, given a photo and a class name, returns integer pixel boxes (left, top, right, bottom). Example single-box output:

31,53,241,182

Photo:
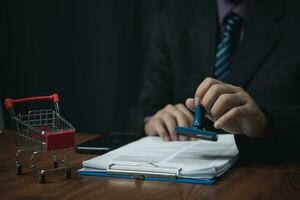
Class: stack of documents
78,134,239,184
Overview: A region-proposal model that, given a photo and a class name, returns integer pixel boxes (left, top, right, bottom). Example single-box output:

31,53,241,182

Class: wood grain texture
0,130,300,200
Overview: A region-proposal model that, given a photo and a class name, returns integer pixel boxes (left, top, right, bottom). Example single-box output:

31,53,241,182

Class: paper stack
79,134,239,181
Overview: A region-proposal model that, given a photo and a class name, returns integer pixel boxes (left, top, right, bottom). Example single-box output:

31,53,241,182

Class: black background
1,0,158,133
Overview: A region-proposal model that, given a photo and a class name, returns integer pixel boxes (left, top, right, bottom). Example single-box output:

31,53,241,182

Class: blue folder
77,170,216,185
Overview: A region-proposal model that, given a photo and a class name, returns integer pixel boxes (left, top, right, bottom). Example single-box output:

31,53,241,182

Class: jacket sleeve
235,103,300,162
127,11,173,134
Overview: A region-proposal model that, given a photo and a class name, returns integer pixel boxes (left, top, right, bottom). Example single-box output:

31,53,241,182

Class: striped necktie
213,13,244,81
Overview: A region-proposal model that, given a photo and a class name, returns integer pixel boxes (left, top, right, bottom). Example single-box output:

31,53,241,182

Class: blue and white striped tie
213,13,244,81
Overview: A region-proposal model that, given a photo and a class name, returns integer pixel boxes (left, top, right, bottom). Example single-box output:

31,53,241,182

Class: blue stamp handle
192,106,202,129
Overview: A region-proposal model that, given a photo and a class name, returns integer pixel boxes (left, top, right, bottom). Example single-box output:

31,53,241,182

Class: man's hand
144,104,194,141
186,78,268,138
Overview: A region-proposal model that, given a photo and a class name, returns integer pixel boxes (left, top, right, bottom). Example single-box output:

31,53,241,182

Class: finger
179,135,190,141
144,117,158,136
186,98,195,111
154,118,171,141
175,104,194,126
165,105,191,141
202,84,235,113
175,104,193,141
214,105,249,130
162,111,179,141
165,105,190,128
210,93,245,120
195,77,223,105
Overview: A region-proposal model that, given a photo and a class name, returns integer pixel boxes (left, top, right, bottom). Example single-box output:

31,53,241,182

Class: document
80,134,239,179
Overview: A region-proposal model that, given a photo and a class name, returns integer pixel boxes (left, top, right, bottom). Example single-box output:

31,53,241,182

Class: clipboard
78,135,239,185
77,164,216,185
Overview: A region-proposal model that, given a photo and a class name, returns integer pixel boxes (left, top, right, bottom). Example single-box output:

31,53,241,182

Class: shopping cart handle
4,93,59,109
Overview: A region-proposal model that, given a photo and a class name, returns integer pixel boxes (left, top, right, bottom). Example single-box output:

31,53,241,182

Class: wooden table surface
0,130,300,200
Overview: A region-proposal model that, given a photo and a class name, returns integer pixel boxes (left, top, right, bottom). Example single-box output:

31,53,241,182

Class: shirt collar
217,0,250,24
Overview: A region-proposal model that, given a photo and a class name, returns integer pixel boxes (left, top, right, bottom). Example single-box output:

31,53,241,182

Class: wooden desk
0,130,299,200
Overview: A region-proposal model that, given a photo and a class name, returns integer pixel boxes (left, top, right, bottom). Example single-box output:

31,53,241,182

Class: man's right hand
144,104,194,141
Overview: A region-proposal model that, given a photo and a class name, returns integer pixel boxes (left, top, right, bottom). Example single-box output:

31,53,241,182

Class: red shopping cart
4,93,76,183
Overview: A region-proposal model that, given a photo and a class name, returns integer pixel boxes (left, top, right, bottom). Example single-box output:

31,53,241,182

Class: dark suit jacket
128,0,300,161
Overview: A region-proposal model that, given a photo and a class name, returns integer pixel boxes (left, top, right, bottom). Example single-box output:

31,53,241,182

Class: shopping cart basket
4,93,76,183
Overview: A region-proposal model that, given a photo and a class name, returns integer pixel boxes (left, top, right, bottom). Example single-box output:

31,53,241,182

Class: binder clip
107,163,182,179
175,106,218,141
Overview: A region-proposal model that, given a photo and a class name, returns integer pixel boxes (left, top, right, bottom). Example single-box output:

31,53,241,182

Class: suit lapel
227,0,286,88
187,0,218,80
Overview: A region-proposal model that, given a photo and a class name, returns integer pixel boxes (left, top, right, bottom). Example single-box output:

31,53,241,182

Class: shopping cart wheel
53,161,59,168
65,168,71,179
39,170,47,183
16,164,22,175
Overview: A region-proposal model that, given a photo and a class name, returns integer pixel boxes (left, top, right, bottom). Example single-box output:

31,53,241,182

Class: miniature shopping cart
4,93,76,183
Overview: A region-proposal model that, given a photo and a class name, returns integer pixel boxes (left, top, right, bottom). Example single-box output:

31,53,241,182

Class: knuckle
176,103,185,109
220,93,231,103
165,104,173,110
235,86,244,92
211,84,222,93
205,77,214,84
233,107,241,115
155,110,164,118
157,108,164,114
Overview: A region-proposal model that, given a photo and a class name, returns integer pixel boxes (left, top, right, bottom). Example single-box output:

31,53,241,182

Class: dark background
0,0,158,133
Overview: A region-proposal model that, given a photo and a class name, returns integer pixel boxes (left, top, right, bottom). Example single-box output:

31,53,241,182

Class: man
129,0,300,161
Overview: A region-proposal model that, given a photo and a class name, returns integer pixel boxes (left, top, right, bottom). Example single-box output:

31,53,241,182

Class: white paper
82,134,239,179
